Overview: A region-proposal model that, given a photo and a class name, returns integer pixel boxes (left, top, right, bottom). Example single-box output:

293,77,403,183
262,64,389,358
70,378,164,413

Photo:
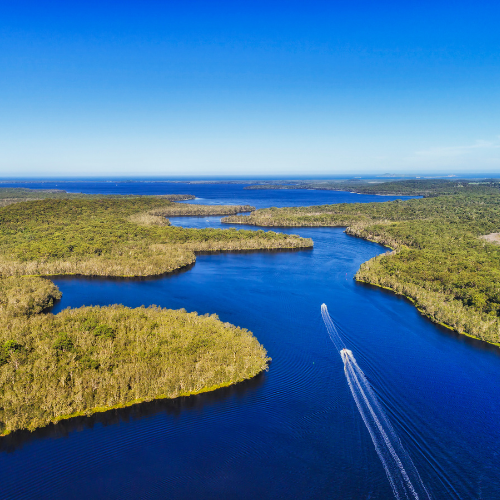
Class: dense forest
0,187,197,207
244,178,500,197
0,276,61,317
223,186,500,345
0,197,311,277
0,303,269,434
0,193,316,433
0,193,295,434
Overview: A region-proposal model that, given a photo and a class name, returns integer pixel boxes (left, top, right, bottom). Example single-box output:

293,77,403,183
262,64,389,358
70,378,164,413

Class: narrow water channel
1,185,499,499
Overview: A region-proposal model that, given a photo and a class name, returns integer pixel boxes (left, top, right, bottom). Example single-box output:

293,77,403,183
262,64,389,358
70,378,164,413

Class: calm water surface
1,184,499,499
0,179,416,209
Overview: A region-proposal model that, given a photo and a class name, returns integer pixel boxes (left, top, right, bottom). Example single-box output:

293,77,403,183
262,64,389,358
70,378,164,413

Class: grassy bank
223,189,500,345
0,305,270,434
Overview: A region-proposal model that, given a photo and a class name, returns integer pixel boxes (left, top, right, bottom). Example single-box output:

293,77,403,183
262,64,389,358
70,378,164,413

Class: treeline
153,194,196,201
149,203,254,216
0,187,195,208
0,304,270,434
0,188,87,208
0,197,311,277
0,187,71,200
243,179,500,197
0,187,196,201
129,203,255,226
223,192,500,345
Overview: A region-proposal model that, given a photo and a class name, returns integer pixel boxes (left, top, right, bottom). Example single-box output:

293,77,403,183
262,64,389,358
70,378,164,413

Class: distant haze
1,1,499,176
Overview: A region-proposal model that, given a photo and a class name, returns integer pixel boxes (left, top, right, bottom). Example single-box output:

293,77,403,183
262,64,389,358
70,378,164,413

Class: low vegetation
223,186,500,345
0,304,269,434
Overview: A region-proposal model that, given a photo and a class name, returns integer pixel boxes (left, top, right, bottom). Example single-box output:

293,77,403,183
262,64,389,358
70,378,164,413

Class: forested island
0,192,312,434
223,182,500,346
0,296,269,434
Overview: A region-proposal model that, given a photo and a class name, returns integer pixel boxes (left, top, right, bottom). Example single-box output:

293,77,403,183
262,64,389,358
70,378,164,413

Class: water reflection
356,281,500,356
0,372,266,453
45,261,196,284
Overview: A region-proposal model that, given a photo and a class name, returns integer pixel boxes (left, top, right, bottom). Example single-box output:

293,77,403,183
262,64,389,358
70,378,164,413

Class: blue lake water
1,183,499,499
0,179,417,209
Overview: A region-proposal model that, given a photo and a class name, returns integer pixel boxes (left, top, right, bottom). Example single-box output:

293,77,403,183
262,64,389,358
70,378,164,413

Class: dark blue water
0,180,416,208
1,185,499,499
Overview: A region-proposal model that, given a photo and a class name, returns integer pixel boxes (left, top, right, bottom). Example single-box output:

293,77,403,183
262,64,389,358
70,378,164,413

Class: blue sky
1,1,499,177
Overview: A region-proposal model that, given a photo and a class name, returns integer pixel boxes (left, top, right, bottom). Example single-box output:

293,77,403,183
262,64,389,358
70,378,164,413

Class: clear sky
1,1,499,177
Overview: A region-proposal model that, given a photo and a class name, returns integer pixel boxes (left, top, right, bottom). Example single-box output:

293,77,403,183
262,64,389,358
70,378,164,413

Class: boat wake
321,304,431,500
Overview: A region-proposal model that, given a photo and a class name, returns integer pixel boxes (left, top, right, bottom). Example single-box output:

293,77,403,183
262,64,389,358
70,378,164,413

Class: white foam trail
322,304,431,500
321,303,346,352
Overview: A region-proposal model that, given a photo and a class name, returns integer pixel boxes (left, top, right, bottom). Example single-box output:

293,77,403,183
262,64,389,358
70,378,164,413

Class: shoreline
355,278,500,348
0,367,268,437
17,244,313,281
222,212,500,348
